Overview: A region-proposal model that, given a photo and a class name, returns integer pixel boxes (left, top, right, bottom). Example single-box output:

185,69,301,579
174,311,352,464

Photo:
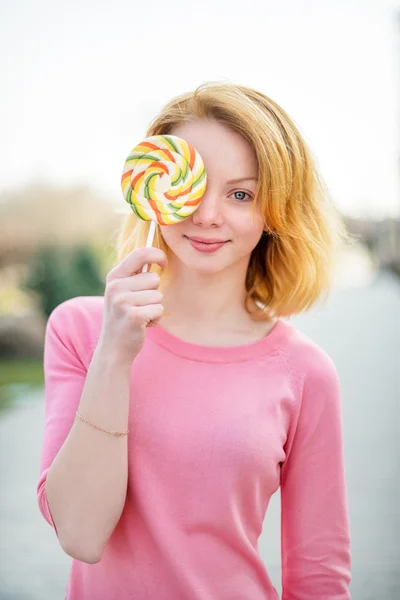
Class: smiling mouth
185,236,229,244
184,236,229,253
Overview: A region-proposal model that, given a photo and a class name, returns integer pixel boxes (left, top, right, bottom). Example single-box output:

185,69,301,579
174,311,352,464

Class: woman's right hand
98,247,168,363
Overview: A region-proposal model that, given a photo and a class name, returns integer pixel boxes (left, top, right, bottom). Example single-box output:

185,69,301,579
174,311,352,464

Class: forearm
45,344,132,563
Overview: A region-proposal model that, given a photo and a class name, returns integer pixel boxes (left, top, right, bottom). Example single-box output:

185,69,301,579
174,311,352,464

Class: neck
159,259,250,329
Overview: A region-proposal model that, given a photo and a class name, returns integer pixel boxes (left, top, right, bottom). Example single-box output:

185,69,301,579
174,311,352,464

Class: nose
191,186,223,228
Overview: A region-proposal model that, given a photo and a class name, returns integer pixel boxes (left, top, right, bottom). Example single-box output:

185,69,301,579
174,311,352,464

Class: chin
181,256,229,275
175,246,246,276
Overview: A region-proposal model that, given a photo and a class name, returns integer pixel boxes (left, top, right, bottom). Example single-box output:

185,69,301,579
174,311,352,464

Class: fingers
107,248,167,282
146,318,161,328
105,272,162,296
133,304,165,329
113,289,163,308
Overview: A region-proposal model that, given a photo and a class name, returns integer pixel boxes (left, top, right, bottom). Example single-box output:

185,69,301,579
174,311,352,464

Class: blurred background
0,0,399,598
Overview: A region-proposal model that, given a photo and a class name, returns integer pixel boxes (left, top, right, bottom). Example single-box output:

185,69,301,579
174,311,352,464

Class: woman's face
160,118,265,276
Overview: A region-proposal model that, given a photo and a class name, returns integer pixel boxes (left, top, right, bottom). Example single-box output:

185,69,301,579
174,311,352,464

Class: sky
1,0,399,218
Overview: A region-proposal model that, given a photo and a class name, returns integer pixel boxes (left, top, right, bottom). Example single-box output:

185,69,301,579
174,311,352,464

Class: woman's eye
232,191,252,202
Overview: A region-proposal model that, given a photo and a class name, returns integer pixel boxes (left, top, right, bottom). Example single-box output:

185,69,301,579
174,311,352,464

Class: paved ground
261,270,400,599
0,269,399,599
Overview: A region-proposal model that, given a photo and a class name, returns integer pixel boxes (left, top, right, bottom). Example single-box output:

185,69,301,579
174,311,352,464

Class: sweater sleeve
280,348,352,599
36,300,89,536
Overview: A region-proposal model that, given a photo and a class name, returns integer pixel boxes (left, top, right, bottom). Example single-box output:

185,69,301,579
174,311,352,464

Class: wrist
93,341,134,371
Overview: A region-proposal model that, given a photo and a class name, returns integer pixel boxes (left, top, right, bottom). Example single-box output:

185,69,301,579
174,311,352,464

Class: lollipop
121,135,207,270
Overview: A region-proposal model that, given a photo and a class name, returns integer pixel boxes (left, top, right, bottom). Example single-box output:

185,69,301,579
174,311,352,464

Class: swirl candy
121,134,207,227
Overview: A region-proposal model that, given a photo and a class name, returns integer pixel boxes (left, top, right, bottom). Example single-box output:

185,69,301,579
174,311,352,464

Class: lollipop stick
142,220,157,273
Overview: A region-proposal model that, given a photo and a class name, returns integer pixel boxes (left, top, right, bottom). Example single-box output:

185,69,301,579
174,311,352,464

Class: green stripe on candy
173,211,187,220
192,167,206,188
126,152,161,163
162,135,179,154
171,170,183,186
144,173,158,199
181,160,188,182
167,203,187,216
132,202,151,221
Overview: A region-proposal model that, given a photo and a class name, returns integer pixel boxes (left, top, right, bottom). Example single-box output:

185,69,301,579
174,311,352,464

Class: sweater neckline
146,318,293,363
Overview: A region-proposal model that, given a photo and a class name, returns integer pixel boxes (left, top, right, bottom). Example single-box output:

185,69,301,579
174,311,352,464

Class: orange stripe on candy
140,142,160,151
179,185,192,196
185,197,201,206
148,198,163,218
131,170,145,188
161,149,175,162
164,191,180,201
188,144,195,170
121,169,133,183
152,161,168,174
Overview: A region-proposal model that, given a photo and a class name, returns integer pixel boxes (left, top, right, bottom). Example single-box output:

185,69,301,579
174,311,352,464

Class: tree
22,244,105,319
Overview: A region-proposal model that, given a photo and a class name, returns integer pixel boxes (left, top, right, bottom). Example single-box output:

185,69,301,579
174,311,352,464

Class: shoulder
278,319,340,395
278,321,342,457
48,295,105,326
46,296,105,368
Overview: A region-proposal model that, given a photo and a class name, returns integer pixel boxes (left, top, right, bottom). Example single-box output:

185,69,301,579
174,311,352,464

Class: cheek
231,214,264,248
159,223,185,248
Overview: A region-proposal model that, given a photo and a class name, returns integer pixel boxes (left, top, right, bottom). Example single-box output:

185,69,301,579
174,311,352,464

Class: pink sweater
37,296,351,599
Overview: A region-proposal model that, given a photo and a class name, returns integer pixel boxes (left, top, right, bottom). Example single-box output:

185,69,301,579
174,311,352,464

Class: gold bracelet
75,411,129,437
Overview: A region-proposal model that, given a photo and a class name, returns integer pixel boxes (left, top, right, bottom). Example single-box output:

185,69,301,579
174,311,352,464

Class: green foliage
22,244,105,319
0,358,44,413
0,358,44,387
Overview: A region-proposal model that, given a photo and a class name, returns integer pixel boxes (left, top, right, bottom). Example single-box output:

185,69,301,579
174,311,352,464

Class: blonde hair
115,81,350,320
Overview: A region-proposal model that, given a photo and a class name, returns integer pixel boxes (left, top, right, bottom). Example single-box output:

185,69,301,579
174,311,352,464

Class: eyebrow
226,177,258,184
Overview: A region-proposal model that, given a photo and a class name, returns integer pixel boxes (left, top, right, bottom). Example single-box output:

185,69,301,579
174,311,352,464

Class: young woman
37,82,352,599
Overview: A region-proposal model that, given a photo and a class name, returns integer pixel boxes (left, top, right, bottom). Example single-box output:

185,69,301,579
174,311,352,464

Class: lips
185,236,228,254
186,236,228,244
